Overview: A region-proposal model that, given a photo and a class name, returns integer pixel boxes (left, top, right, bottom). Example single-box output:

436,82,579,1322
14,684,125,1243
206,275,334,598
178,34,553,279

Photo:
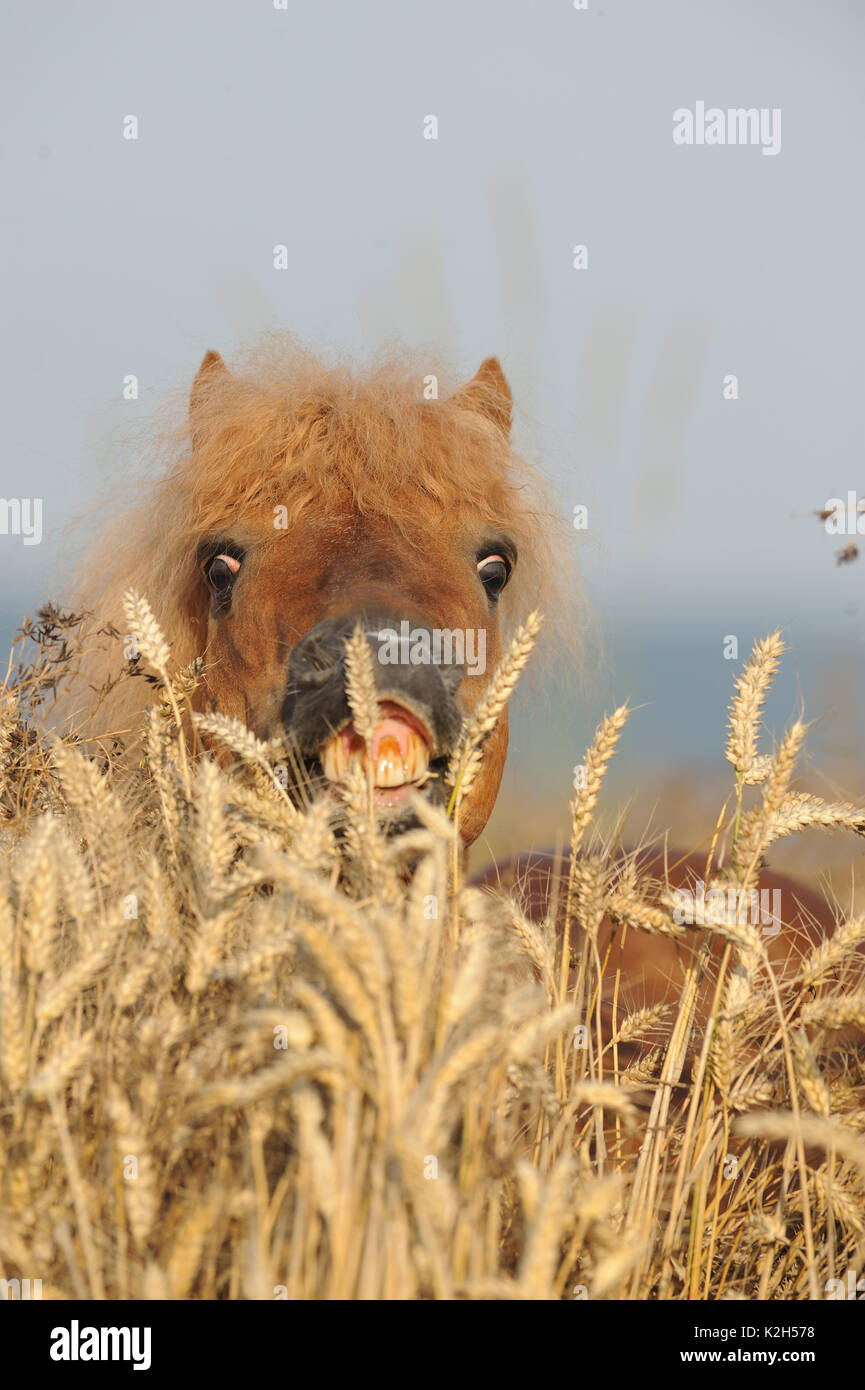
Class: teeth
320,729,430,788
321,738,363,782
374,735,403,788
322,741,340,782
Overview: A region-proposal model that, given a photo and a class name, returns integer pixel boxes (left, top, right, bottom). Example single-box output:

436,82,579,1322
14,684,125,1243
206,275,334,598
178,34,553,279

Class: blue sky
2,0,863,848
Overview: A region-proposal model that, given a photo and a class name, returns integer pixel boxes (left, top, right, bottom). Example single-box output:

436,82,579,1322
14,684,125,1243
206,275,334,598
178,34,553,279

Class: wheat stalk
801,992,865,1031
446,612,543,806
123,589,191,799
0,609,862,1303
725,631,785,777
798,918,865,986
344,624,379,746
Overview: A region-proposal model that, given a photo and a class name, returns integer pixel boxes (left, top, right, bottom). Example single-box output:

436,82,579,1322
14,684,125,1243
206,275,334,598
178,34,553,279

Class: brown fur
62,336,577,844
476,850,842,1020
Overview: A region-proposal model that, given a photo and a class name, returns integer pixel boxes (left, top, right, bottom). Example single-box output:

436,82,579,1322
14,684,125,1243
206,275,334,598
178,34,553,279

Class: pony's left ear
452,357,512,435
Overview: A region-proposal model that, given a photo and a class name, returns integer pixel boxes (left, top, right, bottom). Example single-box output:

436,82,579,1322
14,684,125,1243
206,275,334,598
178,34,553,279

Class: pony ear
452,357,512,435
190,349,229,418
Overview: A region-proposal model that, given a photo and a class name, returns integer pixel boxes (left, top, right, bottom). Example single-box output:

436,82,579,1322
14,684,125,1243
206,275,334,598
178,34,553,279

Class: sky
2,0,863,851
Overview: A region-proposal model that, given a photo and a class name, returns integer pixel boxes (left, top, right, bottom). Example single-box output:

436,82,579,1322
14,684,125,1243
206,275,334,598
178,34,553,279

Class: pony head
68,339,572,845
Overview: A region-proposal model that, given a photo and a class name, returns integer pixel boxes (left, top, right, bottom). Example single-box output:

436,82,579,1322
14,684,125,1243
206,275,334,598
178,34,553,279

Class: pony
64,336,856,1039
64,337,570,848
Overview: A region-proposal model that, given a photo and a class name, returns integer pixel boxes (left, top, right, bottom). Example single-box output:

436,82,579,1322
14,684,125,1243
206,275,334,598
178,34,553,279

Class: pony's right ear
190,350,229,447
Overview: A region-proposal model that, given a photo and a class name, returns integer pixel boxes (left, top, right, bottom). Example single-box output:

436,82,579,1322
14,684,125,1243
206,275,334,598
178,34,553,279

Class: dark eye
477,553,511,599
205,553,240,594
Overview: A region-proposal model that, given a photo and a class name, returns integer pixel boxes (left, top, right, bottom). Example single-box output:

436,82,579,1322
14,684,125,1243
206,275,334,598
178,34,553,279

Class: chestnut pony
70,340,564,846
68,340,844,1024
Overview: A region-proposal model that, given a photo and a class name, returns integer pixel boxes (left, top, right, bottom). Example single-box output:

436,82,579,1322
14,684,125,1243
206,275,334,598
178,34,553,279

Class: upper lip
363,699,432,746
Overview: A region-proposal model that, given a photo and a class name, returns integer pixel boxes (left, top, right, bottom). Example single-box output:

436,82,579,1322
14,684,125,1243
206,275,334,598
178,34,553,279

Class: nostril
440,663,463,694
289,632,345,683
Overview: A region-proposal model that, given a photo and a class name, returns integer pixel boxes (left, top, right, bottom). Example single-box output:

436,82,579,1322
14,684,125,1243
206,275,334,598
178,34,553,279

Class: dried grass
0,612,863,1300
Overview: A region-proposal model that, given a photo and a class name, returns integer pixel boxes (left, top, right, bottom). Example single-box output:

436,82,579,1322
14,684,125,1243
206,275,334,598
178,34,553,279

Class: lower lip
372,783,416,810
320,779,421,811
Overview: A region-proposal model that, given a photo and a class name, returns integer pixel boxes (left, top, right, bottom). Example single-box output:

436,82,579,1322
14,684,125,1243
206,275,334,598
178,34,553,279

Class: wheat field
0,599,863,1301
